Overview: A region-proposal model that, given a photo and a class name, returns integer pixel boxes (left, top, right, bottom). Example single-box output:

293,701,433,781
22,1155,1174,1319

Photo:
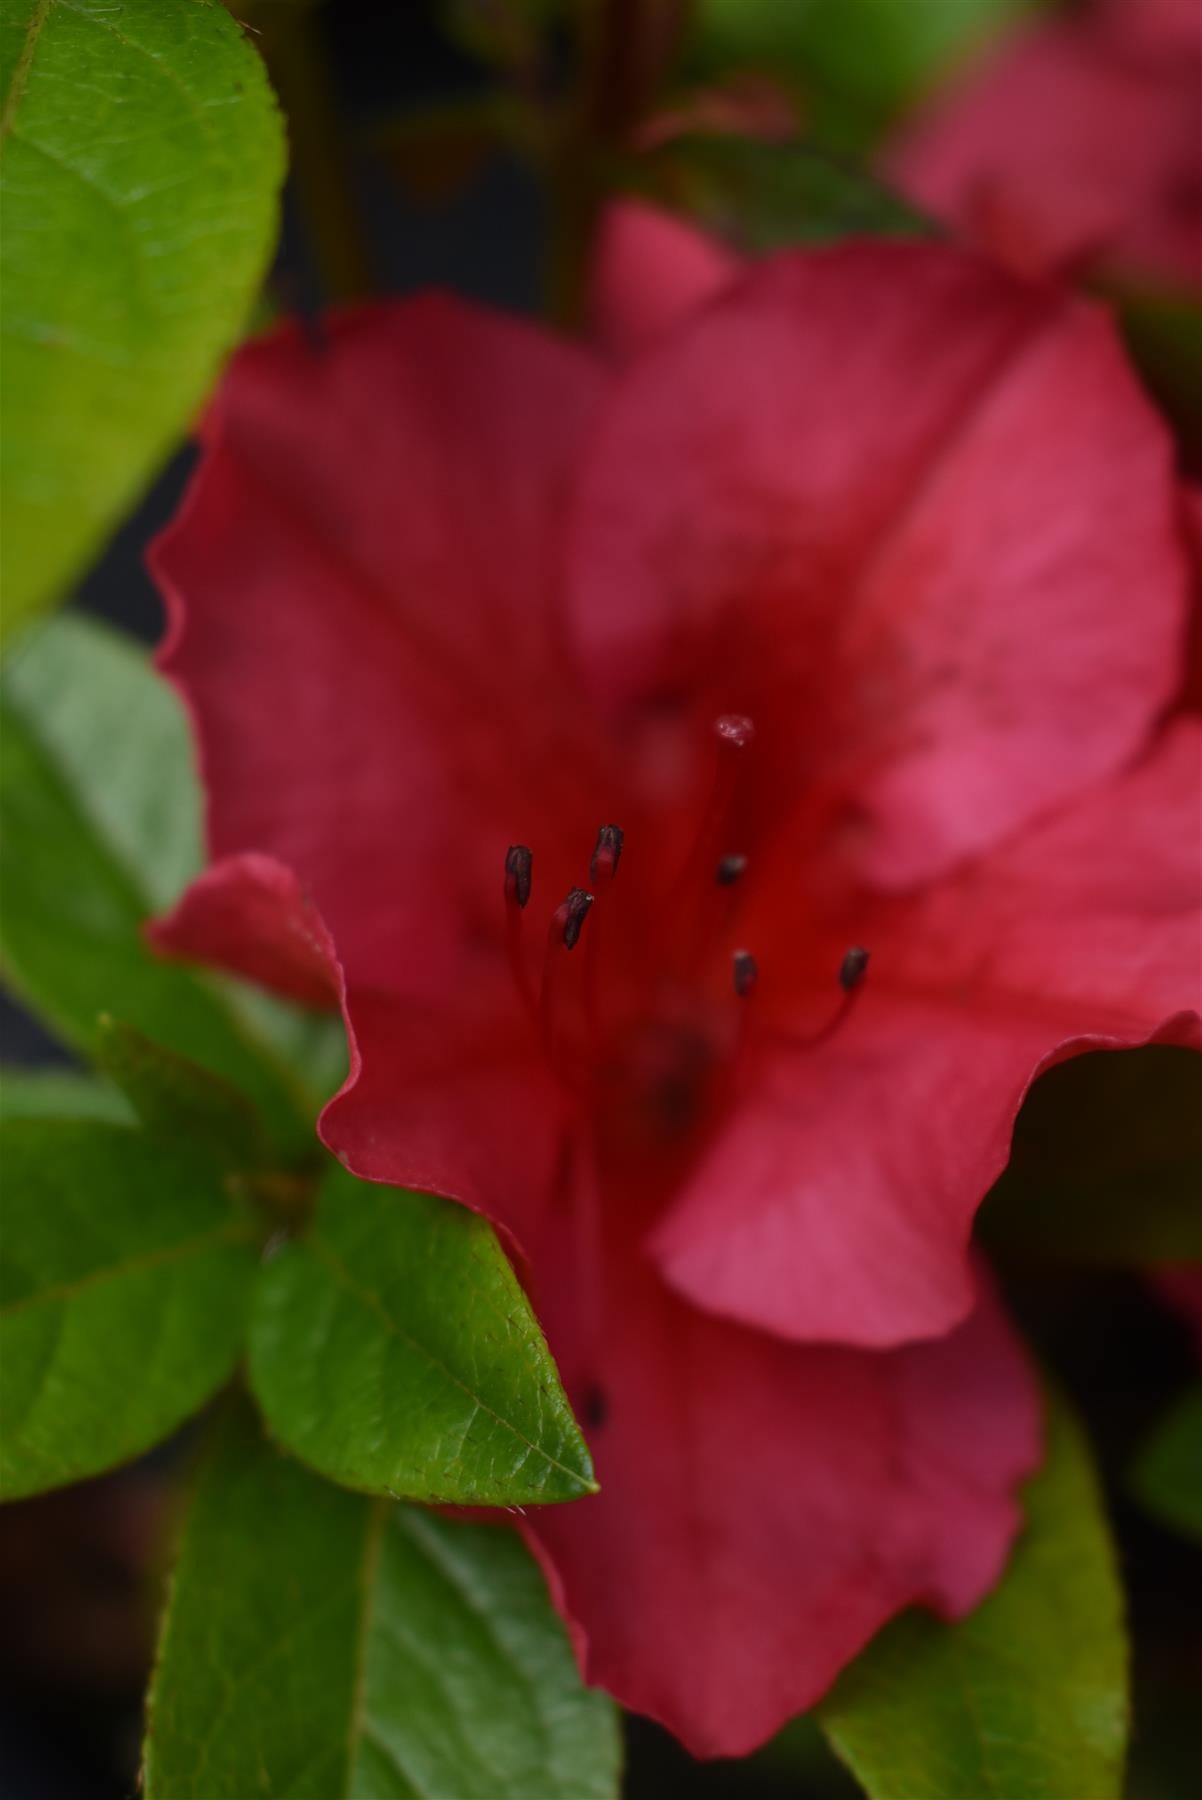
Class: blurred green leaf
249,1162,597,1505
0,614,327,1148
0,0,284,640
1131,1383,1202,1544
96,1016,266,1172
640,133,933,252
980,1048,1202,1263
818,1391,1128,1800
0,1117,257,1498
685,0,1037,134
0,1065,132,1122
1114,286,1202,468
2,609,200,908
143,1398,621,1800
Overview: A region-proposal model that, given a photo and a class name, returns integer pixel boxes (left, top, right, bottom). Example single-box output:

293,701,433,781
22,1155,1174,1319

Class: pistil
541,886,595,1067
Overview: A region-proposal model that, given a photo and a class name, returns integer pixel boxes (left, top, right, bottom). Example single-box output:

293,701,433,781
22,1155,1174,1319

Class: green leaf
249,1162,597,1505
0,1064,133,1122
96,1016,265,1172
0,1117,258,1498
1131,1384,1202,1544
1114,285,1202,470
639,134,933,254
818,1391,1128,1800
0,0,284,639
2,608,201,909
980,1047,1202,1264
0,614,321,1148
685,0,1038,132
143,1399,621,1800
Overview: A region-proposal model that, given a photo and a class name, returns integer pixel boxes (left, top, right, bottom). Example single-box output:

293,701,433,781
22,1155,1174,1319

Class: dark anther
716,852,748,887
590,823,624,883
558,887,595,950
732,948,759,998
504,844,533,909
582,1383,608,1430
839,946,870,991
713,713,756,750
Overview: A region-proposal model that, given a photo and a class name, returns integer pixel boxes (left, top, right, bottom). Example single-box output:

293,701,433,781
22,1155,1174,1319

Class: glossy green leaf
96,1016,265,1172
639,134,932,254
686,0,1037,130
0,1117,258,1498
0,0,284,638
980,1048,1202,1263
818,1392,1128,1800
0,614,321,1147
249,1162,596,1504
143,1399,621,1800
0,1064,132,1122
1131,1384,1202,1544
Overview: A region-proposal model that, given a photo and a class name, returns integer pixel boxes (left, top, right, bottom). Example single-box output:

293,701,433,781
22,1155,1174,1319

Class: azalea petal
652,724,1202,1348
319,986,562,1258
887,23,1202,292
149,852,342,1008
589,200,739,360
523,1237,1039,1757
1104,0,1202,60
569,241,1186,888
153,297,608,996
152,849,564,1256
1183,487,1202,712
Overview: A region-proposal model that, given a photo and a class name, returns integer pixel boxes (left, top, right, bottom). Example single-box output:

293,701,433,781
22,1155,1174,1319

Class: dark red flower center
503,713,868,1168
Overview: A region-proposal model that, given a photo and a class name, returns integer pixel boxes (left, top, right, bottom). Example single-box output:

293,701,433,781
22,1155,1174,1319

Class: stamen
504,845,537,1022
732,948,759,998
840,945,870,991
586,827,622,1047
775,947,872,1052
504,843,533,909
556,887,595,951
590,824,624,884
541,888,595,1063
716,852,748,887
666,715,758,949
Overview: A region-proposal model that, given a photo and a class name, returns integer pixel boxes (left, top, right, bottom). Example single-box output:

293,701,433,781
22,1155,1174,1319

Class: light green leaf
1,608,200,907
249,1162,597,1505
0,0,284,638
0,1064,133,1122
0,614,328,1147
1131,1384,1202,1544
143,1399,622,1800
0,1117,258,1498
980,1047,1202,1264
818,1392,1128,1800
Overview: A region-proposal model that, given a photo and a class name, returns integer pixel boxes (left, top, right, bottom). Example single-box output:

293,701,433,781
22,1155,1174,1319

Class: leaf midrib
1,1216,256,1318
0,0,50,144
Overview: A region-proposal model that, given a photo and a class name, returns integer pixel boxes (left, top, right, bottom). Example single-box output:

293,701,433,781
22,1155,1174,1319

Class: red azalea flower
149,231,1201,1755
885,2,1202,293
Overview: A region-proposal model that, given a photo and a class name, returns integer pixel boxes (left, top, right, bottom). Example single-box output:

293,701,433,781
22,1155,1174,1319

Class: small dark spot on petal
582,1383,608,1430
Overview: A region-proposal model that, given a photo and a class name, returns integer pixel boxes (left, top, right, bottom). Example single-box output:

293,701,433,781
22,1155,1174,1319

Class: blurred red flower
886,0,1202,293
150,226,1200,1754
